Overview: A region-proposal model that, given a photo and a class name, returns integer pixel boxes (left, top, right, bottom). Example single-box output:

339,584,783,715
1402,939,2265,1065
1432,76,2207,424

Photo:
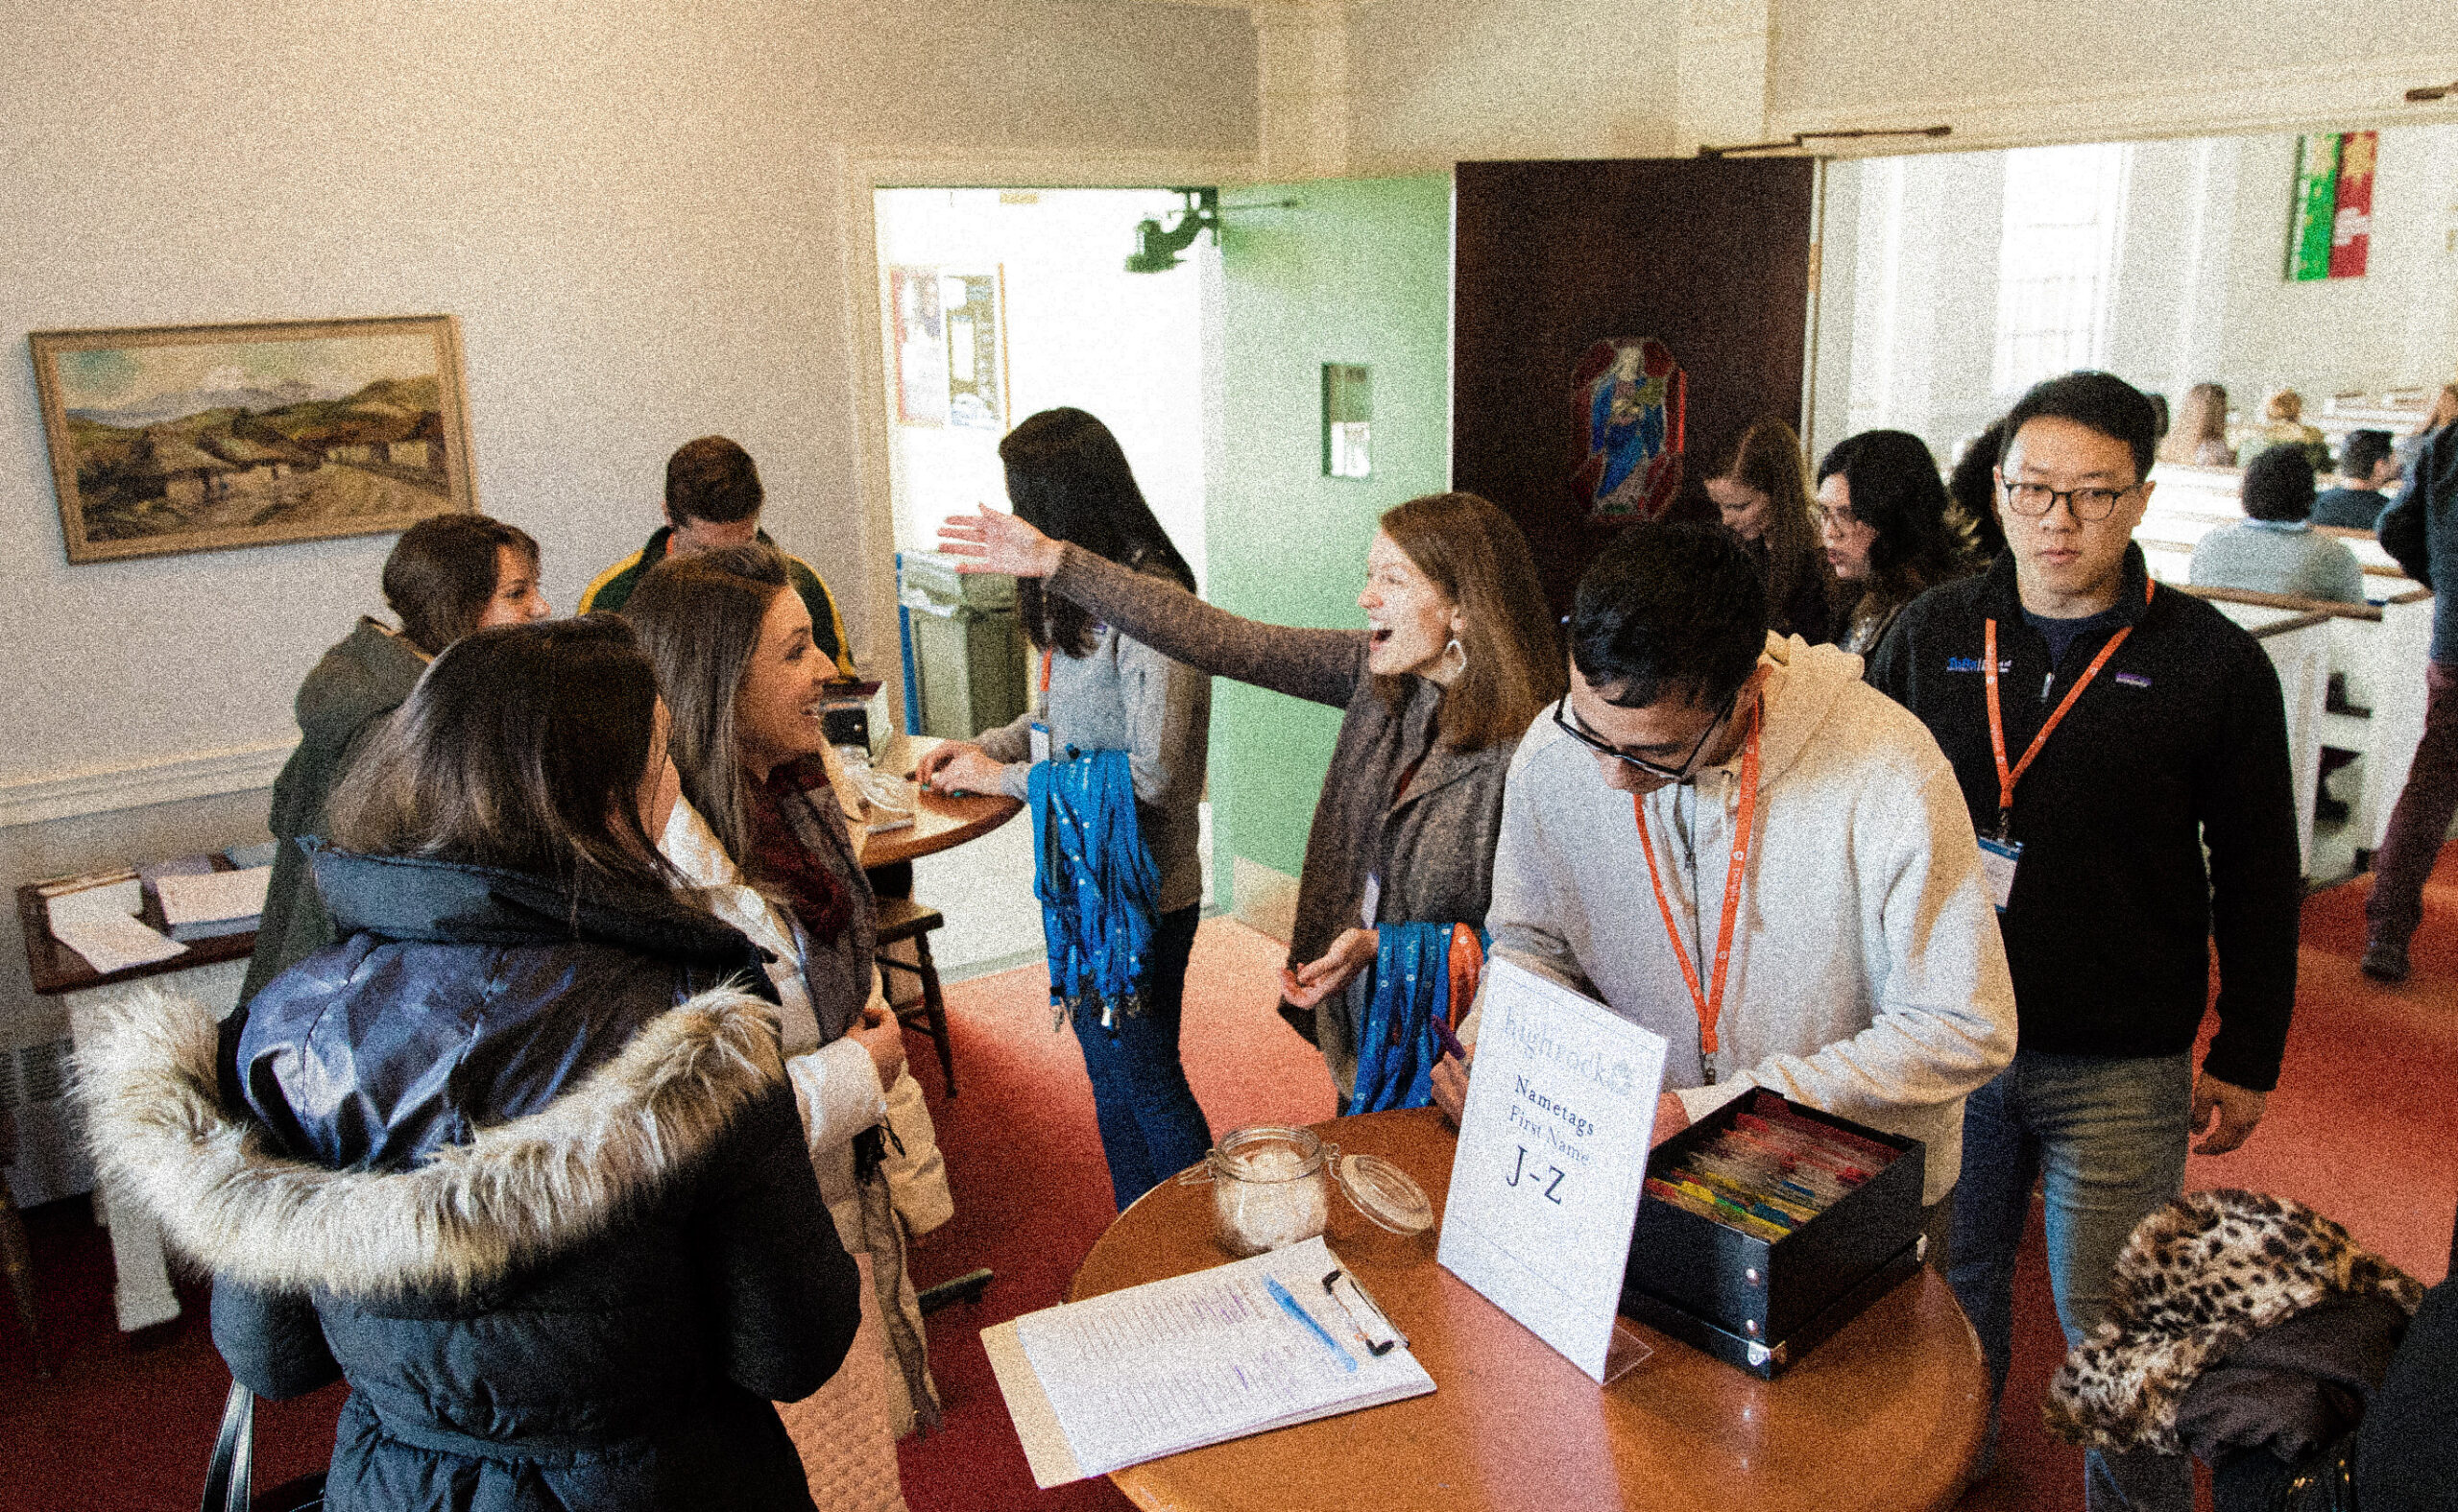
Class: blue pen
1264,1274,1356,1373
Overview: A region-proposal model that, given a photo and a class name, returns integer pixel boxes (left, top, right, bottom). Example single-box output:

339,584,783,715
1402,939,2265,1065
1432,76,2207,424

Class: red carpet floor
6,877,2451,1510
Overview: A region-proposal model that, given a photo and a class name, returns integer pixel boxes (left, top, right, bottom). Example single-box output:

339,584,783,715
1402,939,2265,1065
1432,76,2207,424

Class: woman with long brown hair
1707,418,1831,642
85,616,857,1512
940,478,1563,1101
625,545,947,1472
2158,381,2237,468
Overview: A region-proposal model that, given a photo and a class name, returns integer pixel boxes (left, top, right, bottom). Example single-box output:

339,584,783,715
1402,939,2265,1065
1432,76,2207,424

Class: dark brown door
1453,158,1818,613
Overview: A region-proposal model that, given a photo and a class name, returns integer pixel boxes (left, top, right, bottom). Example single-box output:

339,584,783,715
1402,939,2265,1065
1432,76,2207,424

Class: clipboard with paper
982,1236,1433,1487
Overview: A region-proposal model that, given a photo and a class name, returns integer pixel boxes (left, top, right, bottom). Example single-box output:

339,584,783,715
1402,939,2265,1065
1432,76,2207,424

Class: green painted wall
1207,175,1455,912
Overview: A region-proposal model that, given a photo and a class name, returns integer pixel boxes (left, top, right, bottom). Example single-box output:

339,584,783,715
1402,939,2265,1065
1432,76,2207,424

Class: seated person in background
2189,444,2366,604
2257,387,2330,472
1815,428,1974,658
240,512,549,1007
2158,381,2237,468
582,435,858,679
2313,429,2400,530
1705,418,1832,643
1949,418,2012,564
1431,520,2017,1258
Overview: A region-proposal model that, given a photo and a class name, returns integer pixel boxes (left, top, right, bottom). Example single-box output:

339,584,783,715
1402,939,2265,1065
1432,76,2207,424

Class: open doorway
870,184,1218,975
1809,123,2458,884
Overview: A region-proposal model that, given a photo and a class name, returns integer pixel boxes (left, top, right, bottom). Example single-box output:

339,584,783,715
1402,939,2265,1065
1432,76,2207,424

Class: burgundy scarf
748,756,853,946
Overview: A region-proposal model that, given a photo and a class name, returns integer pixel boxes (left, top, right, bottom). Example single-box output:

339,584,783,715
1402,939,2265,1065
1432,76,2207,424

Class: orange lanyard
1632,699,1761,1059
1038,647,1053,693
1984,577,2153,834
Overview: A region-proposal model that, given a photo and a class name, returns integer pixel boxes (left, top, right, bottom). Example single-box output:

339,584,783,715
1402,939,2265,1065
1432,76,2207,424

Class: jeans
1947,1050,2196,1512
1071,905,1214,1211
2366,660,2458,946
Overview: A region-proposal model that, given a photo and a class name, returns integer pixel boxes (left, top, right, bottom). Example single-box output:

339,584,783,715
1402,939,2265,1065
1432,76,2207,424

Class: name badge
1977,835,2022,912
1029,720,1051,765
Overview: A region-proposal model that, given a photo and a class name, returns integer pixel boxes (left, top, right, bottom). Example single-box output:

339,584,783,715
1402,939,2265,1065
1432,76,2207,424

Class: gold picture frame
30,314,477,564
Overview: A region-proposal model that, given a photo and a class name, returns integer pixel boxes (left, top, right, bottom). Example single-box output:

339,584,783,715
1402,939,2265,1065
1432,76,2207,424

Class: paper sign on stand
1436,957,1668,1382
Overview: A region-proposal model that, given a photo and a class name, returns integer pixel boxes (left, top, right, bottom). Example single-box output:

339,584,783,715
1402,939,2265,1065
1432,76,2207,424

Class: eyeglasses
1812,504,1868,533
2000,479,2140,521
1552,690,1735,783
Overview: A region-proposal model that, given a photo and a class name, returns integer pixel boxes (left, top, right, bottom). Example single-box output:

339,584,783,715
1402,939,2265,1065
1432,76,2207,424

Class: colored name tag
1029,721,1051,765
1978,835,2022,912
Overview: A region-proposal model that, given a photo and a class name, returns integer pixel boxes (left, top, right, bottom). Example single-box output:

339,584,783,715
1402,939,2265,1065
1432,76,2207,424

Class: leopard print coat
2044,1188,2424,1454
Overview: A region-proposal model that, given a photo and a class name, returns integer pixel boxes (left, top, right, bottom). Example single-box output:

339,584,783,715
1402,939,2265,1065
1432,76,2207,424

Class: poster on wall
2287,132,2375,282
30,315,475,564
944,271,1005,432
1569,336,1686,523
890,266,950,427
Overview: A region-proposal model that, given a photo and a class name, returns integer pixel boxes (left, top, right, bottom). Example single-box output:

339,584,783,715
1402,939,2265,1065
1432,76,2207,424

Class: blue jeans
1947,1050,2195,1512
1071,905,1213,1211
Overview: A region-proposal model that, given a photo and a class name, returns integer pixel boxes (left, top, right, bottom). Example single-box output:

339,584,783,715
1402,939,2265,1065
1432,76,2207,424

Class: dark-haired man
2313,428,2399,531
1434,520,2017,1258
2188,443,2365,604
1870,371,2299,1511
581,435,858,677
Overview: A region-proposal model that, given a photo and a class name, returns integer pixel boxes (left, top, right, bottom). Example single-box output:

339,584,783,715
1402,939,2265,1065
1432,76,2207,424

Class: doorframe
831,146,1258,725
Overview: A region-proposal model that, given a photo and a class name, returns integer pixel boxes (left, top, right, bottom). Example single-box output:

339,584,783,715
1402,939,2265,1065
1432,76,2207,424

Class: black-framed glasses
1812,503,1867,533
1552,690,1734,783
2000,478,2140,521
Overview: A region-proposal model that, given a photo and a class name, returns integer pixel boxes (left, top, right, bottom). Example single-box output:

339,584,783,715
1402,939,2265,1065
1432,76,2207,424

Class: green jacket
580,525,856,677
239,618,428,1005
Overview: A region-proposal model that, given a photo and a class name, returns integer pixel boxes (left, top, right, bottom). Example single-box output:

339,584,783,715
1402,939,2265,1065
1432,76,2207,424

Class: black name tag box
1618,1092,1925,1378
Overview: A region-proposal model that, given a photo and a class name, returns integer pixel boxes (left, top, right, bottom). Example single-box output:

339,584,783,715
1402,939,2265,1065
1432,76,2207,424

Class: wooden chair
875,897,957,1097
0,1109,47,1377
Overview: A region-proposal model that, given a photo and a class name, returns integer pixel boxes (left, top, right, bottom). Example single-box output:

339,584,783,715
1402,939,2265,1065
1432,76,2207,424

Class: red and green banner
2330,131,2375,279
2288,132,2375,282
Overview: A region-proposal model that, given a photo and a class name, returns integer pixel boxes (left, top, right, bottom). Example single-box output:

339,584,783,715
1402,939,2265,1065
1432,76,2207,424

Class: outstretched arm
939,507,1367,708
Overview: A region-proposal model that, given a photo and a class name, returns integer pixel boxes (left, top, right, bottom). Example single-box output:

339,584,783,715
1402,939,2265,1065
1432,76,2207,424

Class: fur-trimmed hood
77,982,785,1300
2044,1188,2425,1453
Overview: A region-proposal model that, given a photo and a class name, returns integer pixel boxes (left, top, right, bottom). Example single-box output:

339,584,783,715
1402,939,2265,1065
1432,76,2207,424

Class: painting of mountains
32,316,474,563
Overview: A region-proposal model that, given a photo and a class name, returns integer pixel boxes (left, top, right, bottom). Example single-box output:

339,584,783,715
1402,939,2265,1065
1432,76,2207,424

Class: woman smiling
940,487,1560,1100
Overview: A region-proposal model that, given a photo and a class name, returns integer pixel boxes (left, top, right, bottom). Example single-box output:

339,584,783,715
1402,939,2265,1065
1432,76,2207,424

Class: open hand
939,505,1062,578
1278,927,1379,1009
2190,1071,2267,1155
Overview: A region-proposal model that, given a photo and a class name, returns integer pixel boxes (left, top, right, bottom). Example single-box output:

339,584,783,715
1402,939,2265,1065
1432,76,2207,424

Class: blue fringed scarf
1344,923,1484,1116
1028,748,1159,1030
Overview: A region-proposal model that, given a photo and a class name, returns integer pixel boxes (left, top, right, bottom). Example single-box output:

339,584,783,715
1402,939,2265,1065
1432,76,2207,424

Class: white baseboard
0,741,295,829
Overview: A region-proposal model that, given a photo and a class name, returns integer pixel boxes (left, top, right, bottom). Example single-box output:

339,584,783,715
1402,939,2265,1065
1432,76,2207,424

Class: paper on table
991,1236,1434,1486
48,908,188,973
44,877,143,924
157,867,271,926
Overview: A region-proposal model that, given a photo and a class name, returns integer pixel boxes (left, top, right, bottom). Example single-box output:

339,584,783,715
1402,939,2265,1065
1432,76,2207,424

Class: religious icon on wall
31,315,475,564
1570,336,1686,523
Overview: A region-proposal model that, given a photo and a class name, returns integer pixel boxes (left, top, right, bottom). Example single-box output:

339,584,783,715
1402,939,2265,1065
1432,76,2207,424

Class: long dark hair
1000,408,1195,657
327,616,677,900
1948,419,2011,562
1713,419,1821,624
623,543,792,871
1373,492,1562,750
1817,429,1965,599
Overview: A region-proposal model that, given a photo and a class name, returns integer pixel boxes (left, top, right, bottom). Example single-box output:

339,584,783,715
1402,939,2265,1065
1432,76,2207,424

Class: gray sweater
976,581,1211,916
1043,544,1515,1091
2187,519,2367,604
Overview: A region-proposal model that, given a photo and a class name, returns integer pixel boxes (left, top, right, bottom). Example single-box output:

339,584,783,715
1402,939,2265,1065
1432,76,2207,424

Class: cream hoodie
1467,635,2017,1206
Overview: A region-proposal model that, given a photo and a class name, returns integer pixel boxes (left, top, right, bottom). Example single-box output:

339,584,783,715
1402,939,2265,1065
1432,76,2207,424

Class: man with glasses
1868,371,2298,1511
1433,519,2017,1266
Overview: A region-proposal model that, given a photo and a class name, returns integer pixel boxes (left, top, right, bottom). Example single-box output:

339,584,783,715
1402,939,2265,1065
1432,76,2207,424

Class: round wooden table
859,733,1024,871
1070,1107,1988,1512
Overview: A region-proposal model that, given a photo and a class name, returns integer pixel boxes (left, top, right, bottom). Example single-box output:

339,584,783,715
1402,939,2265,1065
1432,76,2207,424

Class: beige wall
1343,0,1681,172
0,0,1255,1075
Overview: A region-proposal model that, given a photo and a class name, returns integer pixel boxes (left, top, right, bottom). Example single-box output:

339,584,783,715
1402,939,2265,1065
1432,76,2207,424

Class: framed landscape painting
30,315,476,564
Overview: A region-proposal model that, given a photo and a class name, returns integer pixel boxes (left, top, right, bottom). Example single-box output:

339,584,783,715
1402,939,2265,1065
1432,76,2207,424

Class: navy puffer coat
80,848,859,1512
